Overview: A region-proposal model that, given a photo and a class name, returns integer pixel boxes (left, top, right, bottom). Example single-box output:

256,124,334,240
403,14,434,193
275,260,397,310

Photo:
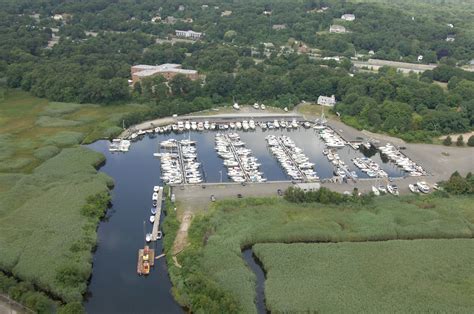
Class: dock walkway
151,187,163,241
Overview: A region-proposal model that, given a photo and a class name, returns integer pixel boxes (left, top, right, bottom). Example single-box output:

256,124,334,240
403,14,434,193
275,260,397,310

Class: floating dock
151,186,164,241
137,246,155,275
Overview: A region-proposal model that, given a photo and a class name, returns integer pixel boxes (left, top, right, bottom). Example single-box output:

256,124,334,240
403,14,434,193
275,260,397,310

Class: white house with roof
317,95,336,107
341,14,355,21
329,25,346,33
175,30,203,40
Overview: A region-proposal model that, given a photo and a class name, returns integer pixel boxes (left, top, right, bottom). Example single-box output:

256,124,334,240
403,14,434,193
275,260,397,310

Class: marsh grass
254,240,474,312
0,89,143,308
180,195,474,313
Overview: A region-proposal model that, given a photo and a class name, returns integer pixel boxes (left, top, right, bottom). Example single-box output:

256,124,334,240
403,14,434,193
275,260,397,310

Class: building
329,25,346,33
131,64,199,84
175,30,203,40
178,5,185,11
341,14,355,21
221,10,232,17
317,95,336,107
446,34,455,42
272,24,287,30
163,16,177,24
263,10,272,16
151,16,161,23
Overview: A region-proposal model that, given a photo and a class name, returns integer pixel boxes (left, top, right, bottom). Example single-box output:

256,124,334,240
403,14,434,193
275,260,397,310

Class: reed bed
254,240,474,313
185,196,474,313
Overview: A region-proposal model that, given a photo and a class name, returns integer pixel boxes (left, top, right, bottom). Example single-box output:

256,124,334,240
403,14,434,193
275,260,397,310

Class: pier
225,134,251,181
151,186,164,241
275,136,308,181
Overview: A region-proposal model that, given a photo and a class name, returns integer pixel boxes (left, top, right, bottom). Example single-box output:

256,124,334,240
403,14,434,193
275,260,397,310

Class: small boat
371,186,380,196
156,231,162,240
152,192,158,201
151,207,157,215
153,186,159,192
150,216,155,223
260,104,266,110
145,233,152,242
409,184,419,193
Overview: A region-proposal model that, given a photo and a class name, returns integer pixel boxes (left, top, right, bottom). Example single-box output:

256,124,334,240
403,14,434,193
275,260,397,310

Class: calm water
84,128,403,313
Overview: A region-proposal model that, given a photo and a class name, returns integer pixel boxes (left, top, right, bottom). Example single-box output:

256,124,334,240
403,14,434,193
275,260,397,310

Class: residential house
317,95,336,107
175,30,203,40
221,10,232,17
272,24,287,30
329,25,346,33
446,34,455,42
163,16,177,24
341,14,355,21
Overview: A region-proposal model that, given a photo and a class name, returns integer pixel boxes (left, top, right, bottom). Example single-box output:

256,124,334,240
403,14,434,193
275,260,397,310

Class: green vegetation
0,271,57,313
0,90,144,310
443,135,453,146
170,195,474,313
253,240,474,312
468,135,474,146
442,172,474,195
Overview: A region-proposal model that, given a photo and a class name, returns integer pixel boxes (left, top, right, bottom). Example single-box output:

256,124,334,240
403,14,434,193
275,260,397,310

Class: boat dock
137,246,155,275
151,186,163,241
225,134,251,181
276,136,308,181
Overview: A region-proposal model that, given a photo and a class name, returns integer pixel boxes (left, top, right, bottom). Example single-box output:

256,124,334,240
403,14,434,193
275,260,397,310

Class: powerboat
371,186,380,196
409,184,419,193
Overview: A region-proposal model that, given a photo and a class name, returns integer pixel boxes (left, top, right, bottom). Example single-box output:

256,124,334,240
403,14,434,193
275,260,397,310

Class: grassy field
0,89,146,309
175,195,474,313
254,240,474,313
296,103,337,119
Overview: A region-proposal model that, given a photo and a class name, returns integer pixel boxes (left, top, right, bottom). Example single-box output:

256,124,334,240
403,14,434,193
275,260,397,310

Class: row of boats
108,139,131,152
322,149,358,179
215,133,266,183
158,139,203,184
379,143,426,176
128,119,316,140
266,135,319,182
371,180,435,196
319,128,346,148
352,157,388,178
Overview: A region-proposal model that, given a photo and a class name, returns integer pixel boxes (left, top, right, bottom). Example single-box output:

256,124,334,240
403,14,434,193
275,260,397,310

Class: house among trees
221,10,232,17
272,24,287,30
163,16,177,24
317,95,336,107
341,14,355,21
175,30,203,40
329,25,346,33
131,64,199,84
446,34,456,42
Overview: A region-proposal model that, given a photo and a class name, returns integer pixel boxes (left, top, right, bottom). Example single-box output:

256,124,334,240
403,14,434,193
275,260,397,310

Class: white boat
409,184,419,193
260,104,266,110
387,184,399,196
156,231,162,240
416,181,430,194
253,102,259,109
145,233,152,242
371,186,380,196
153,186,159,192
378,185,387,194
152,192,158,200
233,102,240,110
149,216,155,223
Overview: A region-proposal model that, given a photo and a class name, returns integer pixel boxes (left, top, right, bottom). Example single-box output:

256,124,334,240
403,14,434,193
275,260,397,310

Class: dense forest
0,0,473,140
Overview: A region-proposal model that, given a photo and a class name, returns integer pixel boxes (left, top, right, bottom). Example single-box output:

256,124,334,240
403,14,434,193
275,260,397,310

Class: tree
443,135,452,146
468,135,474,147
456,135,464,146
